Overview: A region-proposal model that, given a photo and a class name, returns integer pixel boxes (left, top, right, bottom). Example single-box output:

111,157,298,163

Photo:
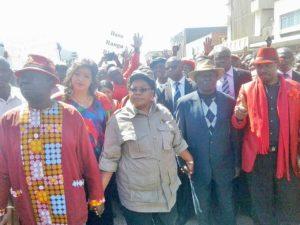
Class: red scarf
247,76,290,180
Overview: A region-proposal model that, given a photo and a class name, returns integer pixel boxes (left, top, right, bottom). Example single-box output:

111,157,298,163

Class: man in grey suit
213,46,252,99
277,47,300,82
176,59,239,225
213,46,252,216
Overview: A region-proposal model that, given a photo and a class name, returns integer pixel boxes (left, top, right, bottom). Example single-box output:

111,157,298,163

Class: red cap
182,58,196,70
253,47,279,65
15,54,59,83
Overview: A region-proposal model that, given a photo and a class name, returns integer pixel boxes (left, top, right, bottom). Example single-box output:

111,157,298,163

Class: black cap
128,70,156,89
149,57,167,69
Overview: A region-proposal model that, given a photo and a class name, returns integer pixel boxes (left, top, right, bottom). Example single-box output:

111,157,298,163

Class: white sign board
104,30,126,54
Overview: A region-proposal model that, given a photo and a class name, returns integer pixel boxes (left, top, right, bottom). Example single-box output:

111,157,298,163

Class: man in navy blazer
156,56,196,225
176,59,239,225
157,57,196,115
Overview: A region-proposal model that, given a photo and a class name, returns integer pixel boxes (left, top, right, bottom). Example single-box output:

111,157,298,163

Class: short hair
55,64,68,73
277,47,294,59
213,46,231,58
99,80,114,91
166,56,181,64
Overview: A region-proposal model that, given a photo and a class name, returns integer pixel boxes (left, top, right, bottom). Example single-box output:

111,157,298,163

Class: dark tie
283,73,289,79
222,74,230,95
173,82,181,109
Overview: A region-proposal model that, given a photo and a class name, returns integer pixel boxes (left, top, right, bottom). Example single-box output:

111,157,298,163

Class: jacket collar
125,100,157,119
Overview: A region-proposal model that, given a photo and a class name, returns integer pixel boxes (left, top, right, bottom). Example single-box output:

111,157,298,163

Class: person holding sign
106,33,142,102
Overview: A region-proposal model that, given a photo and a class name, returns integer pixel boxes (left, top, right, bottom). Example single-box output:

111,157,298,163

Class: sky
0,0,228,68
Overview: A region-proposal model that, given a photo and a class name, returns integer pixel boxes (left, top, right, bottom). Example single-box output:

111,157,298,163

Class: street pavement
113,204,254,225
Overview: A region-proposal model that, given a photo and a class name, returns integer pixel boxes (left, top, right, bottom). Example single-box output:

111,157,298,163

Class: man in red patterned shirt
0,55,104,225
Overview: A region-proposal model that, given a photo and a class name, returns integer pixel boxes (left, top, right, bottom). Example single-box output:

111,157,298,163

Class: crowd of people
0,33,300,225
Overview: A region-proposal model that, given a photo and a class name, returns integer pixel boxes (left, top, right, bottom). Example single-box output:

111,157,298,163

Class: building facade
223,0,300,53
186,32,227,59
171,27,227,58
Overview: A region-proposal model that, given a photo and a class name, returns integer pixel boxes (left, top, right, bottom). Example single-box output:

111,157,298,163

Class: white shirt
278,69,293,79
170,76,186,103
156,80,169,92
216,66,235,98
0,86,25,116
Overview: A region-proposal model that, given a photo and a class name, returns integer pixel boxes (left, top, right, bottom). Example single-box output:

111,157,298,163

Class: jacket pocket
130,189,159,203
124,132,151,158
157,124,173,151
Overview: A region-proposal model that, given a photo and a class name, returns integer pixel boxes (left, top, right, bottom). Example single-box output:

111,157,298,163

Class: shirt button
270,120,273,123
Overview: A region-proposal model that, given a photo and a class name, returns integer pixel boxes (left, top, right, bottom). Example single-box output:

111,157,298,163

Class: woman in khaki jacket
99,70,194,225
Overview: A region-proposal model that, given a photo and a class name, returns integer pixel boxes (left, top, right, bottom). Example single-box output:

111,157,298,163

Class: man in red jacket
232,47,300,225
0,55,104,225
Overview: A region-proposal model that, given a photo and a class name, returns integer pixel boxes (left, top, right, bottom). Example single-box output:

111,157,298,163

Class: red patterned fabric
0,102,104,225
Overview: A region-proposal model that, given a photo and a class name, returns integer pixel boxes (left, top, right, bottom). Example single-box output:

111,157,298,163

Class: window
281,9,300,29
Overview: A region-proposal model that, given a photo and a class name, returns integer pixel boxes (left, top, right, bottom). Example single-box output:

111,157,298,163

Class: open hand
132,33,143,50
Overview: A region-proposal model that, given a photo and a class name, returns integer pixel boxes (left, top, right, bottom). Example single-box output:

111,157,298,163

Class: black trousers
176,173,194,225
233,171,252,216
86,177,115,225
121,204,178,225
247,152,300,225
194,179,236,225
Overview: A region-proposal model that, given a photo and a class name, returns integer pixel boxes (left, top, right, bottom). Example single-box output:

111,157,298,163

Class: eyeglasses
129,87,153,94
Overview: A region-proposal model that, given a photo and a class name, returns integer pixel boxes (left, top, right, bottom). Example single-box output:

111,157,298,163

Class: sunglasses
129,87,153,94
